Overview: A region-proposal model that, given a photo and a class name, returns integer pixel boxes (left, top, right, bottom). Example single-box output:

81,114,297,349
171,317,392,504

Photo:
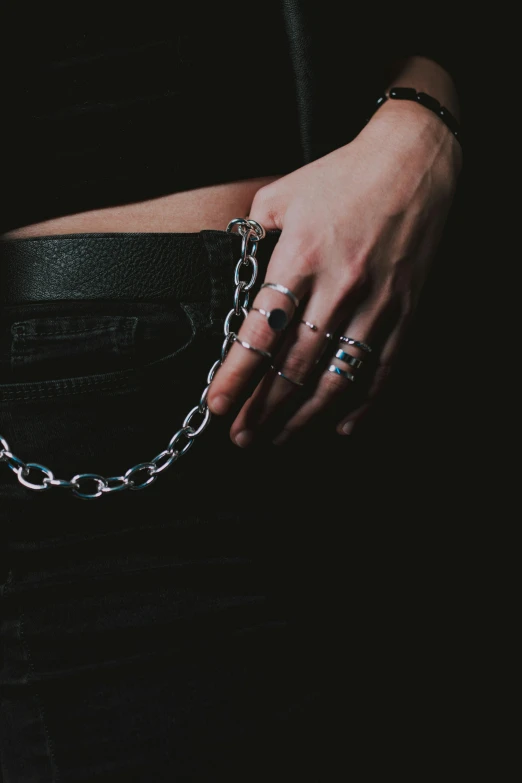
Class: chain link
0,218,265,499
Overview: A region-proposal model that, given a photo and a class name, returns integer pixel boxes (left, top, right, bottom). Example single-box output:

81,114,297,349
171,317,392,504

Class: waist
2,176,282,239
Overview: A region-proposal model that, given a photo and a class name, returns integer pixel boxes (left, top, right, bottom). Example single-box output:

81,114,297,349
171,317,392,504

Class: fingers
207,234,312,417
335,325,402,435
229,295,340,444
336,364,393,435
270,313,403,446
271,338,372,445
209,205,408,447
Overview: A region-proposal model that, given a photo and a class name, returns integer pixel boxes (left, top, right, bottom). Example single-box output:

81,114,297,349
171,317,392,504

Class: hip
2,176,282,239
0,225,350,526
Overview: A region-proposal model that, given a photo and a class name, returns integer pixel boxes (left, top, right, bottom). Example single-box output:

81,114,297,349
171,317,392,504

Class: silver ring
260,283,300,309
327,364,355,382
271,366,305,386
325,332,334,341
300,320,318,332
338,336,372,353
233,336,272,360
335,349,363,369
250,307,289,331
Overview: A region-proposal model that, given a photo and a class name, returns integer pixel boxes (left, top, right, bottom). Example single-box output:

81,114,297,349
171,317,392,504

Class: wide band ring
233,336,272,360
328,364,355,382
338,336,372,353
260,283,300,309
335,349,363,369
271,366,305,386
250,307,289,331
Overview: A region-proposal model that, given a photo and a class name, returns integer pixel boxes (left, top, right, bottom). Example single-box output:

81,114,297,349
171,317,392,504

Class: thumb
248,182,285,232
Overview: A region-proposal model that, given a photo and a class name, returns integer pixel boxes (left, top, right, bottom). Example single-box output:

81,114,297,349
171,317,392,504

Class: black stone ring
250,307,290,332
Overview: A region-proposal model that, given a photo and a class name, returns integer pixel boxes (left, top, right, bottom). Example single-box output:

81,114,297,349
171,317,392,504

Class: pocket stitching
10,317,138,373
12,317,137,338
1,305,199,403
1,373,135,402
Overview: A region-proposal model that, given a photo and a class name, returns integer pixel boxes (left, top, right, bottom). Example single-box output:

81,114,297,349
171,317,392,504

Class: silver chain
0,218,265,499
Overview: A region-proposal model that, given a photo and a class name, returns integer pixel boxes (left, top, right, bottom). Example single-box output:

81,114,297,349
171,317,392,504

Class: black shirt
1,2,460,233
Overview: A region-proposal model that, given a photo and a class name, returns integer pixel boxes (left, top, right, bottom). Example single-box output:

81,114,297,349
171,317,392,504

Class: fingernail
342,421,354,435
234,430,254,448
273,430,291,446
210,394,231,416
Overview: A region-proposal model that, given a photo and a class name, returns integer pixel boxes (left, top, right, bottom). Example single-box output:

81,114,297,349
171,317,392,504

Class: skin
4,56,462,449
207,57,463,446
2,176,281,238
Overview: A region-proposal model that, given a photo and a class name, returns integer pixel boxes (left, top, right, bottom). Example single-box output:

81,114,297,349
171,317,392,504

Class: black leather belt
0,230,280,305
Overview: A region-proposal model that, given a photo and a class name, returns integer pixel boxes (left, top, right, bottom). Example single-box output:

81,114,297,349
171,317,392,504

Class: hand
207,101,462,447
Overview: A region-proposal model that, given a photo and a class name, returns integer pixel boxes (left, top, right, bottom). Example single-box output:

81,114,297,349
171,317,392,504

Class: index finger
207,239,309,417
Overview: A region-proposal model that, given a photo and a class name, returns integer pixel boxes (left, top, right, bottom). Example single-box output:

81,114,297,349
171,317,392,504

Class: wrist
370,95,446,129
361,98,463,176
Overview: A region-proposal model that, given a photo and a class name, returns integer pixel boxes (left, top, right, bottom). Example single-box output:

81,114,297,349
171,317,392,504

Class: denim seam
0,375,134,402
201,231,234,332
202,233,219,330
1,577,60,782
11,319,139,372
19,611,62,782
12,318,138,338
0,567,14,596
1,309,199,403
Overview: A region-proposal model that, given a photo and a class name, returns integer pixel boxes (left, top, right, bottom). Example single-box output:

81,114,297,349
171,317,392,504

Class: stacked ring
338,336,372,353
335,349,363,369
326,337,372,382
271,366,305,386
233,336,272,360
300,320,318,332
260,283,300,309
327,364,355,382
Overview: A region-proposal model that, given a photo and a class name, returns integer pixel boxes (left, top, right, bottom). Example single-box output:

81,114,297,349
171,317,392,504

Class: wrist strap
368,86,462,147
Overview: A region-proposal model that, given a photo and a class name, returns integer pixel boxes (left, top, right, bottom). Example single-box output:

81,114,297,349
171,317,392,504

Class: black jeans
1,230,360,782
1,225,471,781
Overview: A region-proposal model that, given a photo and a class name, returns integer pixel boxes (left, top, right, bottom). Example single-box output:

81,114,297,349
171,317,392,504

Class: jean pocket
0,297,208,405
11,315,138,380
